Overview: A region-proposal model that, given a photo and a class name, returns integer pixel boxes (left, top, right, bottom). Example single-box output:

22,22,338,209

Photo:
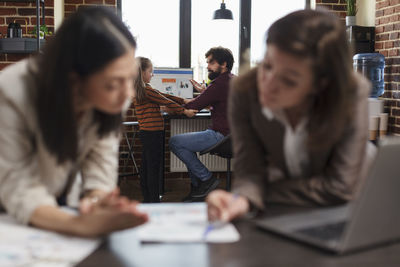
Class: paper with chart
135,203,240,243
0,214,100,267
151,68,194,98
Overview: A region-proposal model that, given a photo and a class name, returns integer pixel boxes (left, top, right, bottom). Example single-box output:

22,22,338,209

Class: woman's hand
206,190,250,222
80,188,121,214
190,79,206,93
30,189,149,238
73,188,148,237
73,199,148,237
183,109,198,118
76,189,148,237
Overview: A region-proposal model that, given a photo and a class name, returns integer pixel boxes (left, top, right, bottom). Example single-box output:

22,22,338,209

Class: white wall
357,0,376,27
54,0,64,31
309,0,375,27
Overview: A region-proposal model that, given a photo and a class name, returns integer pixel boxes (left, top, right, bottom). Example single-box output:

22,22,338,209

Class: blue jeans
169,129,224,186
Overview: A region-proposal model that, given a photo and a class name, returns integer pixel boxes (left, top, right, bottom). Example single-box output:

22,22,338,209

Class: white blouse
262,107,309,179
0,60,119,224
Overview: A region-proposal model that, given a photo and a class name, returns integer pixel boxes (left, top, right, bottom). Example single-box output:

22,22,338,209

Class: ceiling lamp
212,0,233,20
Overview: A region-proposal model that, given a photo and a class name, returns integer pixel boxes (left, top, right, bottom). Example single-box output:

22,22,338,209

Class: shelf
1,0,46,52
0,38,45,54
1,0,44,3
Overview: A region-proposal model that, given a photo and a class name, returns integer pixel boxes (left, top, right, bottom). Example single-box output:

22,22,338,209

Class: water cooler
353,53,386,140
353,53,385,98
347,26,375,55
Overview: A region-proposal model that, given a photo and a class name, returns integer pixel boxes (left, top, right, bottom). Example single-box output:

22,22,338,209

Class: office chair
200,134,233,191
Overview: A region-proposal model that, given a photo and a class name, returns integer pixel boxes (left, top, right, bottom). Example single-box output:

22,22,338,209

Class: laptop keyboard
295,221,347,241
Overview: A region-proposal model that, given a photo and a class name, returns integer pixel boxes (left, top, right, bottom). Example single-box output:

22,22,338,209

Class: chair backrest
200,135,232,158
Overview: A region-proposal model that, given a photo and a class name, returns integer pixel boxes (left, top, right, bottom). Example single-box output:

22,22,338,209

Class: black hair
205,46,234,72
35,6,136,163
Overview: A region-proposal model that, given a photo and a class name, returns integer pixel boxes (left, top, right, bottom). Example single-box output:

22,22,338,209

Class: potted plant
346,0,357,26
30,24,52,39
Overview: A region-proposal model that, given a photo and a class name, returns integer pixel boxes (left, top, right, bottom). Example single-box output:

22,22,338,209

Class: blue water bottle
353,53,385,98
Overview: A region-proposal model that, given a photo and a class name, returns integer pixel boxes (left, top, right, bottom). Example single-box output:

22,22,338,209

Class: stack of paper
0,215,100,267
135,203,240,243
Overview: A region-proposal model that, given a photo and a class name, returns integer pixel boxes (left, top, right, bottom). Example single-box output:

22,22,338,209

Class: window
250,0,305,66
191,0,239,81
122,0,180,67
120,0,306,70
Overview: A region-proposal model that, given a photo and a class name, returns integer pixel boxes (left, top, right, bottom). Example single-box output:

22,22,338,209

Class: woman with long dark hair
0,6,148,236
207,9,375,221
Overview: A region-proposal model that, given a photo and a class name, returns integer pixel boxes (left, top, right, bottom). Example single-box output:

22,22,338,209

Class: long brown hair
134,57,152,104
266,9,356,150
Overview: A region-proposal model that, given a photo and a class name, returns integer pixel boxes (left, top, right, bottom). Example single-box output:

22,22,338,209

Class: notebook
256,137,400,254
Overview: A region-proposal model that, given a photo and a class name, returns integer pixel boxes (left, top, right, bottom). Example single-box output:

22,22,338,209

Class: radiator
170,119,227,172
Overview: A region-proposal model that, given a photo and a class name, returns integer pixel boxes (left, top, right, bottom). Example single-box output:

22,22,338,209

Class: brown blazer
229,68,373,210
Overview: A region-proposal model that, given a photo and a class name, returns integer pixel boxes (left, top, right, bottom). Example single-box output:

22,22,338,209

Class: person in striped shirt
133,57,197,203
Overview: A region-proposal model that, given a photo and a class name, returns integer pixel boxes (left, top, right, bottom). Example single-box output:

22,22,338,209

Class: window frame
118,0,309,69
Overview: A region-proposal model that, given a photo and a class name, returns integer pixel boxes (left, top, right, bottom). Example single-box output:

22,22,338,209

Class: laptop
256,137,400,254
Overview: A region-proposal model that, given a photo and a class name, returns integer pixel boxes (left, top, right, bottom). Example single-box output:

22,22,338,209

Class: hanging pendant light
212,0,233,20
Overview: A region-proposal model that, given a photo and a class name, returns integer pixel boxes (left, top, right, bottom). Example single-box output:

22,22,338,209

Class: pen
203,220,226,240
203,194,239,240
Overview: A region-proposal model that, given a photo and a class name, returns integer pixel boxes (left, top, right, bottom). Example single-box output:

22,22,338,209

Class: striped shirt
133,85,185,131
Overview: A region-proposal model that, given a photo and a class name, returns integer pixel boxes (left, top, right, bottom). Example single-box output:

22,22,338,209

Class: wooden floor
118,176,228,203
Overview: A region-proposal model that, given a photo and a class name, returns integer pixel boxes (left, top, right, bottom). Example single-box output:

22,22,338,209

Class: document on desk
136,203,240,243
0,214,100,267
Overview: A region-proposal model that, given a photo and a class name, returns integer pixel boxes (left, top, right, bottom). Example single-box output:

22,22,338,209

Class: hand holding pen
206,190,250,223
